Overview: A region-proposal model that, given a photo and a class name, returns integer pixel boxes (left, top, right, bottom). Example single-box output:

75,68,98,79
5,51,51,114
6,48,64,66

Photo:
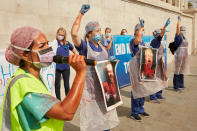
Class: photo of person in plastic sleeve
140,47,157,80
102,62,121,107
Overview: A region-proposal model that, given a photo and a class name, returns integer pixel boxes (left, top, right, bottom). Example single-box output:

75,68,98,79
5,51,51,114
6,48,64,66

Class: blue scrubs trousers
150,90,163,100
173,74,184,90
131,92,145,116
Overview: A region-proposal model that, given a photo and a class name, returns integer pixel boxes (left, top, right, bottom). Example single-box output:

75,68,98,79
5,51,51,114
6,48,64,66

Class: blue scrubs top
75,39,103,57
150,36,162,49
102,38,114,57
129,38,145,57
174,34,183,47
16,93,59,130
56,41,74,70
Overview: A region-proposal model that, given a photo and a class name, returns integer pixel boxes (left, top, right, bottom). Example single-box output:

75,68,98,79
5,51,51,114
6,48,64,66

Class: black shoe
140,112,149,117
131,114,142,121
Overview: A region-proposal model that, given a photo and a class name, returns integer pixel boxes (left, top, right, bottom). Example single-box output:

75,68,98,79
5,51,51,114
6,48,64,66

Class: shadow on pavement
116,105,131,118
120,89,131,98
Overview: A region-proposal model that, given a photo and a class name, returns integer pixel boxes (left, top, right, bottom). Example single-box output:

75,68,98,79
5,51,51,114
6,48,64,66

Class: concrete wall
183,8,197,54
0,0,195,62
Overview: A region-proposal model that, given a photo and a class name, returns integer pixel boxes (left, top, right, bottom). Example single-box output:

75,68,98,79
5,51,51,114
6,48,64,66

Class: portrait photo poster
95,60,123,112
140,46,158,81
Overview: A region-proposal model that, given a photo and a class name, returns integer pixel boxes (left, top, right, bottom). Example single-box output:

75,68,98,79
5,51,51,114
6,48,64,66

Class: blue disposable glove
178,16,181,21
165,18,170,27
80,4,90,15
109,56,116,62
140,19,145,28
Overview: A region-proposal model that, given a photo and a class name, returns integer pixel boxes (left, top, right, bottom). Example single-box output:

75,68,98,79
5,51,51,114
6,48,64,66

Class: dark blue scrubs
129,38,146,116
75,40,103,57
55,41,74,100
102,38,114,57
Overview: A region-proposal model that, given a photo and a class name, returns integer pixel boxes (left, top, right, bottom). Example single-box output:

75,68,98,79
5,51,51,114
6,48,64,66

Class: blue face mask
106,33,111,37
93,34,102,43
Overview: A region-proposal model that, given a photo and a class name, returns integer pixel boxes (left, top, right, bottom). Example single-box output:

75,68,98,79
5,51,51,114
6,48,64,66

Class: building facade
0,0,196,63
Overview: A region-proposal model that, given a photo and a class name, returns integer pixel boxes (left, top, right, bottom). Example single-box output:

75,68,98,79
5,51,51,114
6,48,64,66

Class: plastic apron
80,41,119,131
174,38,190,75
128,47,167,99
157,45,168,81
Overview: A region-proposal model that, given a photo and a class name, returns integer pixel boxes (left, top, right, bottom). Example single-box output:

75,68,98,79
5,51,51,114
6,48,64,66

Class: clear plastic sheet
128,47,167,99
80,41,119,131
174,39,190,75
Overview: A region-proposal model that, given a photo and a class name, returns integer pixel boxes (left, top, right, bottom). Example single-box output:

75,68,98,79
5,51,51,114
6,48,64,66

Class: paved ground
62,55,197,131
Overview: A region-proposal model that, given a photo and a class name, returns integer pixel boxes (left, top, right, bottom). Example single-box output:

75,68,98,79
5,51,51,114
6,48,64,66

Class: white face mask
32,47,54,69
11,45,54,69
57,35,64,41
180,31,186,37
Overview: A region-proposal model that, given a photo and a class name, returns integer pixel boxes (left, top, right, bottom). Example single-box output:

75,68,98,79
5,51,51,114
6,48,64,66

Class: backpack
168,41,178,55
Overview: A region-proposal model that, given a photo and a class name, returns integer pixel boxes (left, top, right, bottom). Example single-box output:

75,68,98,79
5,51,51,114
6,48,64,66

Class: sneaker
131,114,142,121
140,112,150,117
149,99,160,104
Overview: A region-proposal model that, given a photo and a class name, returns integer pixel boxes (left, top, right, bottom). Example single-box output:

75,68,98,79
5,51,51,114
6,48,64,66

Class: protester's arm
68,42,78,54
71,5,90,48
106,36,113,50
176,16,181,36
71,14,83,48
134,28,143,46
46,54,87,121
160,18,170,38
72,48,78,54
174,16,182,47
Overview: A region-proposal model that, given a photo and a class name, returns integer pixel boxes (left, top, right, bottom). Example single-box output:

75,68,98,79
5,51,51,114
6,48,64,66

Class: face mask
106,33,111,37
180,31,186,38
93,34,102,43
57,35,64,41
11,44,54,69
123,33,127,35
32,47,54,69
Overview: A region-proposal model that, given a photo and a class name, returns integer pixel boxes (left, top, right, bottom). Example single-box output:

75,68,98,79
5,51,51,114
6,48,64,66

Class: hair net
153,29,161,38
85,21,100,35
5,26,41,66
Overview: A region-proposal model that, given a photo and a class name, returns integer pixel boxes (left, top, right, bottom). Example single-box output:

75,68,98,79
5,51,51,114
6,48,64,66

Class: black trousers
55,68,70,100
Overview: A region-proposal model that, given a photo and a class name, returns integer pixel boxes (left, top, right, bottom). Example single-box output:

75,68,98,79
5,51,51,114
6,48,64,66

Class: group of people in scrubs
0,3,189,131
